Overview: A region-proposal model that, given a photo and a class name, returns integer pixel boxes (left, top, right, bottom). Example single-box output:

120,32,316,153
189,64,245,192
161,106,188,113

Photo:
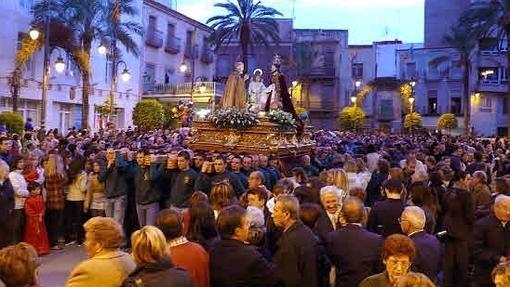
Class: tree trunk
507,40,510,136
463,57,470,135
81,69,90,130
11,72,19,113
240,25,249,73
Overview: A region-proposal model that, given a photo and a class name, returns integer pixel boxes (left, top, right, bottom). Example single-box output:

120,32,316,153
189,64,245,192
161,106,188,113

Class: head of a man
320,186,341,215
156,208,183,241
259,155,269,168
194,154,205,169
301,155,311,167
383,178,404,199
0,137,10,153
246,187,268,210
248,171,265,189
231,156,242,173
242,156,253,171
272,195,299,229
400,206,426,235
177,150,191,171
342,197,364,225
217,205,249,242
214,156,226,174
494,195,510,222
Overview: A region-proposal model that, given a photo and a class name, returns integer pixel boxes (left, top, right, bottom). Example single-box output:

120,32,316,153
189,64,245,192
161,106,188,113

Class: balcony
308,66,336,79
143,82,224,96
145,29,163,49
165,35,181,54
308,100,337,112
478,79,508,93
201,48,214,64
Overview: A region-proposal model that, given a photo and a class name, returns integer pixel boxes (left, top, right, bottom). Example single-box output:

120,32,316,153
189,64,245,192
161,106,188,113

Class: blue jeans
136,202,159,227
105,195,127,226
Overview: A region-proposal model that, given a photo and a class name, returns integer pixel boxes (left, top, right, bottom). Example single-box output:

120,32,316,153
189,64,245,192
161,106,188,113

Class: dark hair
188,201,218,244
294,186,315,204
177,150,191,160
9,155,23,171
27,181,42,192
381,234,416,261
299,203,322,230
0,137,9,145
67,158,85,182
474,151,483,162
291,167,308,184
377,159,390,174
342,197,365,224
382,178,404,194
246,187,269,202
156,209,183,240
450,170,469,187
217,205,246,240
409,182,438,214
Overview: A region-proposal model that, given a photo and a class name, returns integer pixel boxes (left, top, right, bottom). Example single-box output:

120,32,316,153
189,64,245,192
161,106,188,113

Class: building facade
0,0,143,131
141,0,217,113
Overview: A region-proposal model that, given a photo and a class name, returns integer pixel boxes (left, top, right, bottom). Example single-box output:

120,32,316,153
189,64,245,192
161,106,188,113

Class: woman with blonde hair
0,242,40,287
326,168,349,200
210,181,236,219
343,160,359,191
43,154,67,249
66,217,136,287
123,226,194,287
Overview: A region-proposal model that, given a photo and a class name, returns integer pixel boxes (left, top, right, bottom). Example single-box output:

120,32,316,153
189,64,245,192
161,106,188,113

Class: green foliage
268,110,296,131
0,112,24,135
163,105,178,128
438,113,458,130
339,107,365,130
132,100,164,130
404,112,423,129
209,107,259,130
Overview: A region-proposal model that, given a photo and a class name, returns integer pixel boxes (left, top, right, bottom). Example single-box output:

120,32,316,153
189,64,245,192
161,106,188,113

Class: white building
0,0,143,131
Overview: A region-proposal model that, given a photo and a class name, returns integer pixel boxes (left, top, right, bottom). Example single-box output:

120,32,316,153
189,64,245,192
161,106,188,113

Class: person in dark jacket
100,149,129,226
167,150,197,208
123,225,194,287
230,156,248,189
132,151,161,227
441,171,475,287
0,161,14,248
365,159,389,207
272,194,320,287
367,178,405,237
400,206,441,283
210,205,276,287
471,195,510,287
211,156,245,196
327,197,383,287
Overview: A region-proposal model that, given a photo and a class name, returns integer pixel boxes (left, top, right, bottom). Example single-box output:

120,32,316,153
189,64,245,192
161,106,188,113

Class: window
144,63,156,84
479,38,498,52
406,63,416,79
450,97,462,115
428,97,438,114
167,23,175,37
480,95,492,112
352,63,363,79
500,67,508,82
148,16,157,31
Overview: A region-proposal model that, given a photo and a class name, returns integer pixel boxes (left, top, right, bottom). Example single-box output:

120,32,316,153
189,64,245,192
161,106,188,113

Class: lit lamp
179,63,188,73
120,68,131,82
54,57,66,73
292,80,298,87
355,80,361,88
199,83,206,94
29,28,40,40
408,96,415,113
410,80,416,87
351,96,357,105
98,44,107,55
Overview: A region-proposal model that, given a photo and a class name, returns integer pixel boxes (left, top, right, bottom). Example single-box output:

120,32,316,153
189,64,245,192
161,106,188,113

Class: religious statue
247,69,267,112
264,54,304,135
220,62,248,109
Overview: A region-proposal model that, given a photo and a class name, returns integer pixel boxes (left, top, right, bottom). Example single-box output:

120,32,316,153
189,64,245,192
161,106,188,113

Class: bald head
342,197,364,224
494,195,510,222
401,206,426,235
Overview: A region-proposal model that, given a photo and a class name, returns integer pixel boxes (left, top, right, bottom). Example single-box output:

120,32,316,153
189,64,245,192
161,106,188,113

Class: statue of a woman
247,69,266,112
220,62,248,109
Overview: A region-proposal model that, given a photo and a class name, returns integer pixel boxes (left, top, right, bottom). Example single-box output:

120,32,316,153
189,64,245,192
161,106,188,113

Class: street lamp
355,80,361,88
54,57,66,73
120,68,131,82
351,96,357,106
29,28,40,41
292,80,298,88
97,44,107,55
408,96,415,113
179,62,188,73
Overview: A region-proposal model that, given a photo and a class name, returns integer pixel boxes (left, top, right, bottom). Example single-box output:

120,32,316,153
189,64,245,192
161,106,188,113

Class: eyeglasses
386,258,411,268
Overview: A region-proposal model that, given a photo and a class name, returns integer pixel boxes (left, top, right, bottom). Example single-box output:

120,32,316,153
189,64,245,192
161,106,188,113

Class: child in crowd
23,181,49,255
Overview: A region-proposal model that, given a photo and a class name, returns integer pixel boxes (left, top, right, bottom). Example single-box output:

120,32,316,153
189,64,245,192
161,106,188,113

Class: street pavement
38,245,87,287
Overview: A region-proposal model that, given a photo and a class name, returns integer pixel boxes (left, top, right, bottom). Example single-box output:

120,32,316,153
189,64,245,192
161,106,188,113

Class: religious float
189,55,316,158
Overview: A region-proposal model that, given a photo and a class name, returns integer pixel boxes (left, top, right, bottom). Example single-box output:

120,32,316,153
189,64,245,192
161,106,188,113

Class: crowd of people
0,126,510,287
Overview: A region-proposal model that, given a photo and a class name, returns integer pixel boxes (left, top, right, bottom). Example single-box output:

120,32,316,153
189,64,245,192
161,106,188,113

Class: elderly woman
122,226,194,287
360,234,416,287
0,243,40,287
315,185,343,241
66,217,136,287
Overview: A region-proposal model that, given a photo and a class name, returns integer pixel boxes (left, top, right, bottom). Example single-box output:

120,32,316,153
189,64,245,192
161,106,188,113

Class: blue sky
175,0,424,45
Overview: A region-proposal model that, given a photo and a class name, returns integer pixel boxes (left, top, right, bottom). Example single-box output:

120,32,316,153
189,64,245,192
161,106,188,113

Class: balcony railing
201,48,214,64
145,29,163,49
308,101,336,112
143,82,224,96
165,35,181,54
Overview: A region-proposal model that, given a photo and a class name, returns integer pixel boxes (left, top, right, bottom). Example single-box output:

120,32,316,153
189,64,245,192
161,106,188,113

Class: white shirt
366,152,380,173
9,170,29,209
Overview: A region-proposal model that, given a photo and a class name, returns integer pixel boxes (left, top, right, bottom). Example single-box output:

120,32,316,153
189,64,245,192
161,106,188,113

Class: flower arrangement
208,107,259,130
170,100,193,127
268,109,296,131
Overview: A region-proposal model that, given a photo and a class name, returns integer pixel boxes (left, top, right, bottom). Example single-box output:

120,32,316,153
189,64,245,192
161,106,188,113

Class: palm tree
31,0,142,129
460,0,510,134
207,0,282,71
443,23,477,135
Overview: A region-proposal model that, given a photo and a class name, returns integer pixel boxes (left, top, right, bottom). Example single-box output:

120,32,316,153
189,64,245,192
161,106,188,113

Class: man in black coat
0,168,14,248
209,205,277,287
272,195,320,287
472,195,510,287
400,206,442,283
367,178,405,237
326,197,383,287
211,156,246,196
